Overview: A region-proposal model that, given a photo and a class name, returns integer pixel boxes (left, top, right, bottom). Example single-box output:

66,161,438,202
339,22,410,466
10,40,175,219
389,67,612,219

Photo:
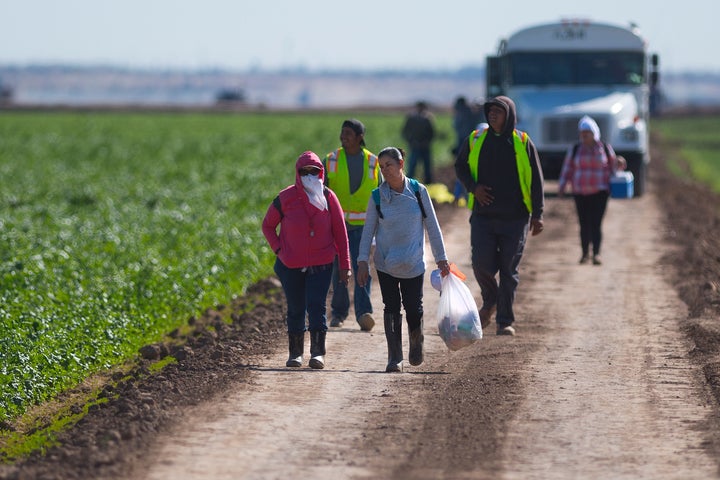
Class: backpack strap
372,180,426,220
601,141,611,160
408,178,427,219
273,187,331,220
272,195,283,219
572,141,612,160
371,188,383,219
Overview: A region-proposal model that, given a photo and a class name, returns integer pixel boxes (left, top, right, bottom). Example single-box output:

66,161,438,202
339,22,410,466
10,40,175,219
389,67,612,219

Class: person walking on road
558,115,626,266
452,96,482,155
323,119,381,331
452,96,484,203
454,96,545,336
262,151,351,369
402,101,436,184
357,146,451,373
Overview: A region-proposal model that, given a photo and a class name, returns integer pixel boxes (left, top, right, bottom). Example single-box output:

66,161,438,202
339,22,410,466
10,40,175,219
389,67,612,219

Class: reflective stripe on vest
466,128,532,213
325,148,379,225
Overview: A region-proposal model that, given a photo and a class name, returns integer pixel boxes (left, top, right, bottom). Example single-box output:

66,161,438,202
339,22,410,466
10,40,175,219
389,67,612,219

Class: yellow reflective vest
466,128,533,213
325,148,379,225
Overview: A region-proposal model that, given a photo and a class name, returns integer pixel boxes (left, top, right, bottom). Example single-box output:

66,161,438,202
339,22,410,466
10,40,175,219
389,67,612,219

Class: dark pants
274,258,333,334
376,270,424,332
407,146,433,184
573,191,609,257
470,214,529,328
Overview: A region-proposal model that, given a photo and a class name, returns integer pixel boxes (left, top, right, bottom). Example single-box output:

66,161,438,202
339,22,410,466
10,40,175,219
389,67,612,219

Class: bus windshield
508,51,645,86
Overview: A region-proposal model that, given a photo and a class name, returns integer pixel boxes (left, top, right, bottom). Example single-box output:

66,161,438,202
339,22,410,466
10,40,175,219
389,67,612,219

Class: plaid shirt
558,141,616,195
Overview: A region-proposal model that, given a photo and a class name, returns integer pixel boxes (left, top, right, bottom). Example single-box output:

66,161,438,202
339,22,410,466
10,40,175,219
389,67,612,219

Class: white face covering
301,174,328,211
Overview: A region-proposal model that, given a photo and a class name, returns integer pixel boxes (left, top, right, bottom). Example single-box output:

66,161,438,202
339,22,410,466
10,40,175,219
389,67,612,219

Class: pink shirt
558,141,618,196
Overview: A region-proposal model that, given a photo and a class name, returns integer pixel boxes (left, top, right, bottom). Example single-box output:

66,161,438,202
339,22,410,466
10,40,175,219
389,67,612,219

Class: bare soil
2,134,720,480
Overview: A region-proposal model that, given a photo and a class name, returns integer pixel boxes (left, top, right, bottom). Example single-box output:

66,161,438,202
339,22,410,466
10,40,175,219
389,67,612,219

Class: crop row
0,111,448,422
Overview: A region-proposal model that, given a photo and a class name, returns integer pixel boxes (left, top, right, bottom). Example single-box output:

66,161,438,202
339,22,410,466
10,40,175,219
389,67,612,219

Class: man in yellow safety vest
454,96,545,337
324,119,381,331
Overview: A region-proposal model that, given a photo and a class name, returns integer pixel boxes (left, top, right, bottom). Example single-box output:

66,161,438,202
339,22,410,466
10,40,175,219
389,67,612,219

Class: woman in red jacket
262,151,351,369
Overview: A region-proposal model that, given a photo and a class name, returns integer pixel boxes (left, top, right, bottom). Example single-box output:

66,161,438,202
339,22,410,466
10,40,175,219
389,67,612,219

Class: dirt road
125,182,720,479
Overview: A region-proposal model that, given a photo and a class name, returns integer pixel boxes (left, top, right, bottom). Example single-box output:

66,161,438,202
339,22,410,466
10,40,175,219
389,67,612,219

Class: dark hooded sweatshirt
454,95,544,220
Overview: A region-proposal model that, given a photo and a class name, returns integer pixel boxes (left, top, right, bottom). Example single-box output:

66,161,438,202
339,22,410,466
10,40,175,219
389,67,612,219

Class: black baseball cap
342,119,366,146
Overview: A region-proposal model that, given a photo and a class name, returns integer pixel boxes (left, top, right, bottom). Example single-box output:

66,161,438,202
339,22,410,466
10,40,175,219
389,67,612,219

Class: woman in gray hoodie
357,146,450,373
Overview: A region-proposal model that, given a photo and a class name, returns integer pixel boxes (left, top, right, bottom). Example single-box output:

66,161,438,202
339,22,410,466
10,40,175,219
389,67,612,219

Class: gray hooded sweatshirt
454,95,545,220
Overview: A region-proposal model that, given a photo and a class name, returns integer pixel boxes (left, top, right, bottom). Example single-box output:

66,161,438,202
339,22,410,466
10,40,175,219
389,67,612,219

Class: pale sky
1,0,716,73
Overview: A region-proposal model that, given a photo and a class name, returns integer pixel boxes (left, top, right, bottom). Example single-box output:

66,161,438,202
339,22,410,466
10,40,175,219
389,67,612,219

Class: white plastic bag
436,273,482,351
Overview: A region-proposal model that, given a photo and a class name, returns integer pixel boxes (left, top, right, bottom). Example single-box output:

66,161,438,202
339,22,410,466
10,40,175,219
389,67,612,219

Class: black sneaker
330,317,344,327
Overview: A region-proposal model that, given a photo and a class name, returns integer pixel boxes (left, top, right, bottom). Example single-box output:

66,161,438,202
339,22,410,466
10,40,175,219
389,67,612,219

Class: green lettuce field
3,109,711,426
652,116,720,193
0,111,455,422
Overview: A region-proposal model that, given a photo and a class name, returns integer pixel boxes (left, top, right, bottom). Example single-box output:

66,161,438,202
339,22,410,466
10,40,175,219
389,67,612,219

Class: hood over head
484,95,517,136
295,151,325,183
578,115,601,142
295,151,328,211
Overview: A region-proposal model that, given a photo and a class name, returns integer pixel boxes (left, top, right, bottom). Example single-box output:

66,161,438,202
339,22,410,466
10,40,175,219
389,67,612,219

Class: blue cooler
610,171,634,198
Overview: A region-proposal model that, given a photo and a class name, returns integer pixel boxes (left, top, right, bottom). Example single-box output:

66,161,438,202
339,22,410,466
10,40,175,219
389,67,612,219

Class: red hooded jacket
262,151,351,270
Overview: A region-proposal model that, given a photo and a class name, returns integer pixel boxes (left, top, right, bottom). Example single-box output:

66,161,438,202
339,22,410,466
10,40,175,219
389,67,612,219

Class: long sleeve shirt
454,131,545,220
262,185,350,271
558,141,618,196
358,178,447,279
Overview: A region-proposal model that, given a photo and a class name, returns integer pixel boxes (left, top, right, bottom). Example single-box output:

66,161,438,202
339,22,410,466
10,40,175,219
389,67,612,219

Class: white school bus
486,19,660,196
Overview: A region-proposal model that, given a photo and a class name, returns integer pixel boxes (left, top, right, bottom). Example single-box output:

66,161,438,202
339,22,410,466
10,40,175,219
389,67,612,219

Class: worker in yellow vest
324,119,381,331
454,96,545,337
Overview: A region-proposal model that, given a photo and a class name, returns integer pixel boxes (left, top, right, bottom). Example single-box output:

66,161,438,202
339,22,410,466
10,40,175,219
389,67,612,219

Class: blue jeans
407,147,433,184
331,227,373,322
376,270,424,331
453,179,467,202
274,258,333,334
469,215,529,327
